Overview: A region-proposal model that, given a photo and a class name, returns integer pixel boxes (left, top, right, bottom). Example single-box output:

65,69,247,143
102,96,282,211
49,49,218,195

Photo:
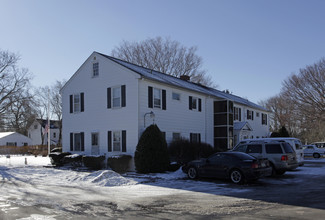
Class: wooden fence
0,145,57,156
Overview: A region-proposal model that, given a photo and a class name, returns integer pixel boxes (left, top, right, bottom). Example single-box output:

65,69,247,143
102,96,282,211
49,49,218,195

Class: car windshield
283,143,294,153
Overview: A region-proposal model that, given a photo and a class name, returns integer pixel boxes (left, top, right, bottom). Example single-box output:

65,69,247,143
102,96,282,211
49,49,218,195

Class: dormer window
93,62,99,77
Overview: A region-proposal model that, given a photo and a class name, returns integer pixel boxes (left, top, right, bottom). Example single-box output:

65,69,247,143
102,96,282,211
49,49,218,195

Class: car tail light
281,155,288,161
251,163,259,169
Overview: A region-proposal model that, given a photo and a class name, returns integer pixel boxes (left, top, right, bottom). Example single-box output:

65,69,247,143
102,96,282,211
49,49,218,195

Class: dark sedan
182,152,272,184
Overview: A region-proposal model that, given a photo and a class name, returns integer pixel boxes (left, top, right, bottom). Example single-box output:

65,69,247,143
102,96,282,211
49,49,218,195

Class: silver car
232,140,298,176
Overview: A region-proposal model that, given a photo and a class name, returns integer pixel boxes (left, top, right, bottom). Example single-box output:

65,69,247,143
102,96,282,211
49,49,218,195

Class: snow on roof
97,52,268,111
0,132,15,139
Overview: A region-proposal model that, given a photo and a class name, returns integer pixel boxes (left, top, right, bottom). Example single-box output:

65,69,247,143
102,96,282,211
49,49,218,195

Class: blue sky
1,0,325,103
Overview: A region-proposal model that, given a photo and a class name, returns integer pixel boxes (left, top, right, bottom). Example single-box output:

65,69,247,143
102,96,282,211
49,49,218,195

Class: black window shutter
121,85,126,107
198,133,201,143
252,111,254,120
189,96,193,110
148,86,153,108
162,89,166,110
70,95,73,113
239,108,242,121
108,131,112,152
122,130,126,152
107,88,111,109
70,133,73,151
198,98,202,112
80,132,84,151
80,93,84,112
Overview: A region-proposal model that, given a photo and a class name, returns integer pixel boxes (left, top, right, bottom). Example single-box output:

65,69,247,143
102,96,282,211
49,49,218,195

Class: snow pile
78,170,137,186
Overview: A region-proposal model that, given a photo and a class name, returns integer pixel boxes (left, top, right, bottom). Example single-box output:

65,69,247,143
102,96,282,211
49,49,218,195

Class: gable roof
234,122,253,131
0,132,15,139
96,52,268,111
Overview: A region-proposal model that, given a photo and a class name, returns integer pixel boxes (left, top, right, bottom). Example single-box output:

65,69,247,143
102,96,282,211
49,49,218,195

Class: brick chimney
180,75,190,81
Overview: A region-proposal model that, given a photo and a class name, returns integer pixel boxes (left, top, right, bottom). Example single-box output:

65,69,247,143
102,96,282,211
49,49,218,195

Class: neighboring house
27,119,60,146
0,132,32,147
61,52,270,168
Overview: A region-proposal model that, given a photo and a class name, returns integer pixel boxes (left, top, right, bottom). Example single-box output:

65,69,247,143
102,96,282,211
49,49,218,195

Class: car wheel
313,153,321,158
230,169,244,184
187,167,198,179
270,164,277,177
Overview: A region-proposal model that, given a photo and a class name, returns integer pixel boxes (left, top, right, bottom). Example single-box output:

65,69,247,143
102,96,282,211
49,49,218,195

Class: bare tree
263,58,325,143
0,49,33,132
112,37,215,87
50,80,66,146
34,80,66,146
282,58,325,143
6,91,37,135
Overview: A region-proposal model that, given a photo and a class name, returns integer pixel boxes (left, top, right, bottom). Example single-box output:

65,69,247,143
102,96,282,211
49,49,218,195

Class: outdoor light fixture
144,111,155,127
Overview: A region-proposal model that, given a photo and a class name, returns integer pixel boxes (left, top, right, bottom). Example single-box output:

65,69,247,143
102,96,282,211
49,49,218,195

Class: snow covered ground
1,155,325,219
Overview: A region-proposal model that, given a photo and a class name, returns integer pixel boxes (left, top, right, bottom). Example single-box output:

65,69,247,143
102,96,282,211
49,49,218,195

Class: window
246,144,262,153
265,144,283,154
112,87,121,108
262,113,267,125
70,93,84,113
282,143,294,153
172,92,180,101
93,62,99,77
91,133,99,146
70,132,84,151
6,142,17,146
148,86,166,110
234,107,241,121
53,132,56,138
190,133,201,143
108,130,126,152
74,94,80,112
172,132,181,140
247,110,254,120
154,88,161,108
107,85,126,109
189,96,202,111
34,124,38,129
113,131,121,151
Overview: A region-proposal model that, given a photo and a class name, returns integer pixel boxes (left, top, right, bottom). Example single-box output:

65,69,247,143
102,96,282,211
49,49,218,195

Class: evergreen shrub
107,155,132,173
83,155,105,170
49,152,72,166
134,124,170,173
168,139,221,165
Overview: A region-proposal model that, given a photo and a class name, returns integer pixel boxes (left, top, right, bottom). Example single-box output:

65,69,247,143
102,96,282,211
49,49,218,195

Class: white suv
232,139,299,176
240,138,304,166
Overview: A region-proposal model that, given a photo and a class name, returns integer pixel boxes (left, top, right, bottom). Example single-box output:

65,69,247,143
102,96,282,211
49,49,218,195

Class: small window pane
92,133,99,146
113,131,121,151
154,88,161,108
74,94,80,112
113,87,121,107
172,132,181,140
93,62,99,76
172,92,180,100
192,98,197,110
74,133,81,151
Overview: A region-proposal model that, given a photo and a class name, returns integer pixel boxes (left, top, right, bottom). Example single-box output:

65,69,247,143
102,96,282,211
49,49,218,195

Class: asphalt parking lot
1,158,325,219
